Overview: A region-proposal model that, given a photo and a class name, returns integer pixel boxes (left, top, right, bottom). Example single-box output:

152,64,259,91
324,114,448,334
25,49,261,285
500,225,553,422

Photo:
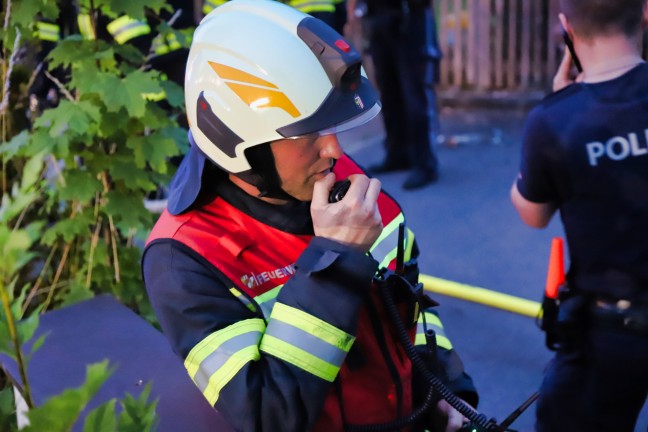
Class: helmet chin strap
240,143,302,202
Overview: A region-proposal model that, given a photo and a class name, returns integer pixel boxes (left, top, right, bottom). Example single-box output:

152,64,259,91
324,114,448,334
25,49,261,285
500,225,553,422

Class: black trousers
536,325,648,432
366,7,439,171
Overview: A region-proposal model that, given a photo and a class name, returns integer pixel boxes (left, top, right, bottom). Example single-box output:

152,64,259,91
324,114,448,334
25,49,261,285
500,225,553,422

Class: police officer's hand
311,173,383,253
553,48,583,92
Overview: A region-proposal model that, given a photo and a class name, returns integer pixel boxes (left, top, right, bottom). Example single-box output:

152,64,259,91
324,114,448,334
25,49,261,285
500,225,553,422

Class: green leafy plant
1,0,188,428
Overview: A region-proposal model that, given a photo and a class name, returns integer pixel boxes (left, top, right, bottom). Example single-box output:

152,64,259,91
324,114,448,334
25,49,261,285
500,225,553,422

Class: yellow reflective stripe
77,14,95,40
269,303,354,351
261,335,340,382
204,345,259,405
255,284,281,318
288,0,335,13
107,16,151,44
415,311,453,350
369,213,406,268
415,332,452,350
404,227,415,263
229,287,257,312
420,310,442,328
141,91,165,101
259,303,355,381
35,22,60,42
184,318,264,405
203,0,229,14
151,32,182,55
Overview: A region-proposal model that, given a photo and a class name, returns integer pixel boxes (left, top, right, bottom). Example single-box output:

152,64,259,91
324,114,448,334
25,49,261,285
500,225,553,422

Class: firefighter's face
271,134,343,201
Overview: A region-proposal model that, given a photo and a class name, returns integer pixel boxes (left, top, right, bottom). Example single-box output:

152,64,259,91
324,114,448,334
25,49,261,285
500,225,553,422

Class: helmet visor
285,101,381,141
276,75,381,139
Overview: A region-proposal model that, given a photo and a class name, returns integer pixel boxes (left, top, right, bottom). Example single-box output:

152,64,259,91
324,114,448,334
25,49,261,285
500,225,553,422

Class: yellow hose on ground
420,274,542,318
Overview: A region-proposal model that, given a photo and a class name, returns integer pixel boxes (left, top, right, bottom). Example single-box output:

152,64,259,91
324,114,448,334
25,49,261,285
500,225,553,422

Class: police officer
511,1,648,431
349,0,442,190
143,1,478,431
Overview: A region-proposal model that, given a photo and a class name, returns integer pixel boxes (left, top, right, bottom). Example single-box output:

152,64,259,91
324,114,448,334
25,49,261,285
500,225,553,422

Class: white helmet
184,0,381,178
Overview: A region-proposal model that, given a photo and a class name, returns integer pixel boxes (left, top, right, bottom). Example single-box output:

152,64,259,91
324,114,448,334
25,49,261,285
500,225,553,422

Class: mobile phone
328,179,351,203
562,29,583,73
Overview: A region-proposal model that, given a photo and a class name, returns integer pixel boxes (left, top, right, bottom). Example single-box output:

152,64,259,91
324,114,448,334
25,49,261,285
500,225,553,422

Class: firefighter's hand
311,173,383,253
434,399,471,432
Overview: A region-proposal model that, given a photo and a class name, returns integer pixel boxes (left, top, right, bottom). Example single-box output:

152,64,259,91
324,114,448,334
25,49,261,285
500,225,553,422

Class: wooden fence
436,0,561,93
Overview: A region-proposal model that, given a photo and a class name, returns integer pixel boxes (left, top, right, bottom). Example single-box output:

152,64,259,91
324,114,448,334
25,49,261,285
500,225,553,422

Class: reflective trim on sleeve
151,31,185,56
255,284,281,318
259,302,355,382
77,14,95,40
35,22,60,42
287,0,336,13
203,0,229,15
414,311,453,350
369,213,413,269
184,318,264,405
229,287,258,312
107,16,151,44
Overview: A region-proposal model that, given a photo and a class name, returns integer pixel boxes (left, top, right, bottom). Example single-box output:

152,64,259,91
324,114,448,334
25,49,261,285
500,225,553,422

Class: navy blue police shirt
516,63,648,303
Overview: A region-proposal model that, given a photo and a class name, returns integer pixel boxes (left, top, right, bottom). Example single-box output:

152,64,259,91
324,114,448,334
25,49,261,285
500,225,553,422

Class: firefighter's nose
319,135,343,159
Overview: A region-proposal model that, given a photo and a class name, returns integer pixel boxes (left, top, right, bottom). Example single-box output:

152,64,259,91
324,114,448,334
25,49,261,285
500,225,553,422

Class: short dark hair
560,0,646,39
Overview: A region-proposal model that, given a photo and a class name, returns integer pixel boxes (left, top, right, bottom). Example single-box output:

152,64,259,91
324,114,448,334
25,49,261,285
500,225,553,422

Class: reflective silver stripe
192,330,262,392
255,285,281,318
370,213,406,268
259,303,354,381
229,287,257,313
264,320,347,367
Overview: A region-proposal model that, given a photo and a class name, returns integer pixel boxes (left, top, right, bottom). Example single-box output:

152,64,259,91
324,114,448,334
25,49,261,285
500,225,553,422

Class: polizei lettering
585,129,648,166
240,264,296,289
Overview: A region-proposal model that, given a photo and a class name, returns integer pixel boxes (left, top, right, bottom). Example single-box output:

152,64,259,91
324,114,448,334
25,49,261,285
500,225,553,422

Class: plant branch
22,244,58,315
43,70,75,102
0,281,35,408
108,215,120,283
0,28,21,115
42,242,71,312
86,216,102,288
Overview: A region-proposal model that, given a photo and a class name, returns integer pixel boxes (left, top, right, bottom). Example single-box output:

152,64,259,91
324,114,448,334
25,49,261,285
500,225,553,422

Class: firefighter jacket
143,155,477,431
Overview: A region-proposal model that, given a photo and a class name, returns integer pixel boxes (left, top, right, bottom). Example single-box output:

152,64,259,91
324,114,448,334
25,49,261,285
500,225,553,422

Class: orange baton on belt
545,237,566,300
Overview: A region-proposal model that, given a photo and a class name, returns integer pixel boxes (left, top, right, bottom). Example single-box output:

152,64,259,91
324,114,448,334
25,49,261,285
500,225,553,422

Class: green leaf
29,129,60,157
60,279,95,308
109,156,156,190
126,129,181,173
47,37,105,70
16,314,40,352
21,152,46,192
23,361,115,432
117,383,158,432
108,0,168,19
90,71,161,118
11,0,58,30
0,186,39,224
34,101,101,138
57,169,102,202
0,130,30,159
83,399,117,432
42,213,92,245
0,386,18,432
159,80,185,108
104,191,148,230
1,230,39,276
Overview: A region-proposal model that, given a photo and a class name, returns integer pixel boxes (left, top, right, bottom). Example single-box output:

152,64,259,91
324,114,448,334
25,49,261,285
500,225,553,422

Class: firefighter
511,0,648,431
282,0,337,30
142,1,478,431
